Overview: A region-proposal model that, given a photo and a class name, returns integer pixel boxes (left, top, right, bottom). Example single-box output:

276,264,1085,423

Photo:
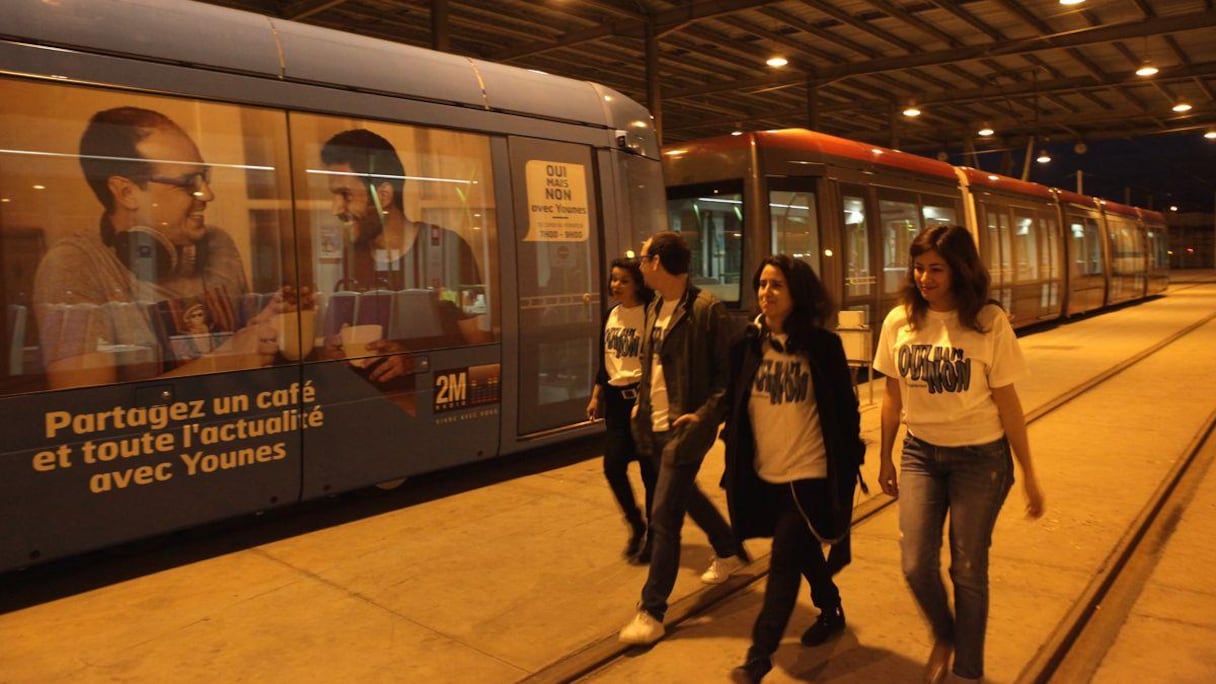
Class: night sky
948,132,1216,213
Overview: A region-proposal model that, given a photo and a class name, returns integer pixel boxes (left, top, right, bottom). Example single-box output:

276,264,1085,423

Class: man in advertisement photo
317,128,487,387
33,106,279,389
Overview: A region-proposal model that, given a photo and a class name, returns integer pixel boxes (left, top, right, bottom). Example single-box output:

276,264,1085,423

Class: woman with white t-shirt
722,255,866,683
874,224,1046,683
588,257,657,562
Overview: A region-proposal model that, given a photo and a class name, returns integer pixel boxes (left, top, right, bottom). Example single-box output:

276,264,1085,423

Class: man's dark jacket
630,284,731,466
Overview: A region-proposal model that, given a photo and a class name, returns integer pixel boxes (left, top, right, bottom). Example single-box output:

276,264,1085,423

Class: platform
2,272,1215,683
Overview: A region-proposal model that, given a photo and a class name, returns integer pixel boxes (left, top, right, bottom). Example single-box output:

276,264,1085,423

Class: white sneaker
700,554,746,584
618,610,665,645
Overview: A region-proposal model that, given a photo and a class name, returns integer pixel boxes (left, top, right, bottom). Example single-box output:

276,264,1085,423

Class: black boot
623,519,646,559
801,604,845,646
630,532,652,565
729,656,772,683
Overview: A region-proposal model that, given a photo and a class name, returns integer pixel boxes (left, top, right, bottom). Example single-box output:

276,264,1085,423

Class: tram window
1043,214,1061,280
921,200,957,227
878,192,919,294
1013,209,1039,281
1148,229,1168,269
1107,218,1138,275
842,194,871,300
1068,215,1102,276
290,114,497,357
981,201,1012,288
665,181,744,303
768,187,820,272
1,78,293,394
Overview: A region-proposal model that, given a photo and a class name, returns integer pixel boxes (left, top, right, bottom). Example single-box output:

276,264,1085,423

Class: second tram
662,129,1169,328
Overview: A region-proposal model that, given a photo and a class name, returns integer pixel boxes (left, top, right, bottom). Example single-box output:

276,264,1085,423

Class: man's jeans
899,434,1013,680
640,430,740,621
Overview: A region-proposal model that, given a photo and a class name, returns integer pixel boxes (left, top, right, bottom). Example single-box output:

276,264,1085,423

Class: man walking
619,230,748,645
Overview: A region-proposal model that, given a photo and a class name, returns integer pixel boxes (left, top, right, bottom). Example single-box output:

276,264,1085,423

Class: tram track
524,305,1216,684
1017,407,1216,683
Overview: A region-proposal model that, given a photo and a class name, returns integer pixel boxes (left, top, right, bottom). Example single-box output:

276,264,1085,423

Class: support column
964,130,980,170
1020,135,1035,181
888,101,899,149
645,19,662,144
431,0,450,52
806,78,820,131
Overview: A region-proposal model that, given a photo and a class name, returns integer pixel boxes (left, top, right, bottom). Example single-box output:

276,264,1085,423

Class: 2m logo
434,370,468,413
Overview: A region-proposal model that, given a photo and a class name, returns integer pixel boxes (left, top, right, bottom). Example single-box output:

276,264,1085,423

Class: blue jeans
640,430,741,621
899,434,1013,680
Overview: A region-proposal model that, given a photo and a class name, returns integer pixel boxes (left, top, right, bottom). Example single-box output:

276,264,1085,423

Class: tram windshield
665,180,745,304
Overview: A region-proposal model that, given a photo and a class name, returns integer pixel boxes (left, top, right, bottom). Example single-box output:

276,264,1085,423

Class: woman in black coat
724,255,866,683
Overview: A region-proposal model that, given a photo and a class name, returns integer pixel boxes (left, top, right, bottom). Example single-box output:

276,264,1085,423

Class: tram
662,129,1169,328
0,0,664,571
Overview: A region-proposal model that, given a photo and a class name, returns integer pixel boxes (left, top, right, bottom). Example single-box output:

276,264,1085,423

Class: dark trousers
640,429,741,621
602,385,657,528
748,479,840,660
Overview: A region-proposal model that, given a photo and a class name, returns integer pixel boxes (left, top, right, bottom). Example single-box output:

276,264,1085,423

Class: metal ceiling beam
724,14,844,65
664,59,1216,138
835,61,1216,113
798,0,920,53
928,0,1003,42
756,6,878,60
488,0,787,61
281,0,348,20
665,11,1216,99
863,0,963,48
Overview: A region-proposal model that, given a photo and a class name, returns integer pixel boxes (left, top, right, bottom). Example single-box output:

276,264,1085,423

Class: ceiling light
977,124,994,137
731,130,743,136
1205,130,1216,140
1059,0,1084,5
766,56,788,68
1172,102,1193,113
1036,150,1052,164
902,105,921,118
1170,205,1178,212
1135,61,1158,77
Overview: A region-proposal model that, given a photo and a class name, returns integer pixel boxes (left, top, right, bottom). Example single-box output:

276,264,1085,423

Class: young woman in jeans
723,255,865,683
587,257,657,561
874,225,1046,683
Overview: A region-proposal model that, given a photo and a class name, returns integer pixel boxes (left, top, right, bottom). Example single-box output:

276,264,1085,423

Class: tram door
840,184,879,326
767,177,823,275
507,137,601,436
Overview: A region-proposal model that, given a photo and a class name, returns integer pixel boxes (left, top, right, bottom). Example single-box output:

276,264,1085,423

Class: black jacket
630,285,731,465
721,323,866,571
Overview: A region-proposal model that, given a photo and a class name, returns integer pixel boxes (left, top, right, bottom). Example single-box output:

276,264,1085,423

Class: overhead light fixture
766,56,788,68
1169,205,1178,212
731,130,743,136
1135,60,1158,77
1036,150,1052,164
1059,0,1085,5
1205,130,1216,140
902,104,921,118
977,124,994,137
1172,102,1193,113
